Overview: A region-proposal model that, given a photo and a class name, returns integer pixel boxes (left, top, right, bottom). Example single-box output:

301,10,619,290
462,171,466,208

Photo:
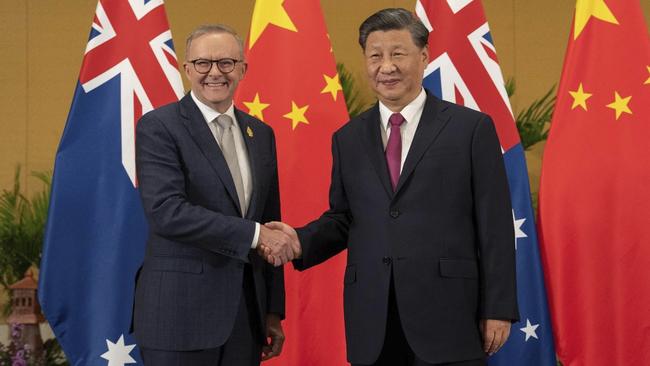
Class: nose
208,61,224,76
378,58,397,74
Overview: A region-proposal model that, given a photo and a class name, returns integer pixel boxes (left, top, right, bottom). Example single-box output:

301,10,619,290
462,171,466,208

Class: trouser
353,276,486,366
141,265,262,366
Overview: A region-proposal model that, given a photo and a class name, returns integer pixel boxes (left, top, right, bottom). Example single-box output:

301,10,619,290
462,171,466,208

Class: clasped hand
256,221,301,266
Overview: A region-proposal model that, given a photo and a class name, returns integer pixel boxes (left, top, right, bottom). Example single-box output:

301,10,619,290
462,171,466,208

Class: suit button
382,257,392,265
389,209,400,218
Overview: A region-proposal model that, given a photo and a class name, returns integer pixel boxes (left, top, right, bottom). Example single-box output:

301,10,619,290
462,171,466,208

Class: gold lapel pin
246,126,254,138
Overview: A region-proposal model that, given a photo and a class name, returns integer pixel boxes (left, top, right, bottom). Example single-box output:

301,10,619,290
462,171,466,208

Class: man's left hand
262,314,285,361
479,319,511,355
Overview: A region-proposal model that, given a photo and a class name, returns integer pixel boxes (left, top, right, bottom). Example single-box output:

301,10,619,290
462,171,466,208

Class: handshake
257,221,302,266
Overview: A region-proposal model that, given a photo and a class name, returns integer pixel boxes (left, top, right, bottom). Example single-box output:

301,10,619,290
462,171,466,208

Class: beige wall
1,0,649,195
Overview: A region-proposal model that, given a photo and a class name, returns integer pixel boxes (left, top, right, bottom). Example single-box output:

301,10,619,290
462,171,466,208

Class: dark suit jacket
295,92,518,364
133,93,284,351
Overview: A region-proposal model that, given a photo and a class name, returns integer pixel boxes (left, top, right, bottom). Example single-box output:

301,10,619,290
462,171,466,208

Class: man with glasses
132,24,296,366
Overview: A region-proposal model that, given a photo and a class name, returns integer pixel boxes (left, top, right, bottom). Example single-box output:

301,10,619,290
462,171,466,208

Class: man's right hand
257,225,295,266
258,222,302,266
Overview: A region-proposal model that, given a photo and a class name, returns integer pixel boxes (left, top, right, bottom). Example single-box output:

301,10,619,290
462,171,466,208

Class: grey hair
358,8,429,50
185,24,245,59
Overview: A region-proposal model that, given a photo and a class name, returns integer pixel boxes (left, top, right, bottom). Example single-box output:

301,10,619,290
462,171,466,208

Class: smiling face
364,29,428,111
183,32,246,113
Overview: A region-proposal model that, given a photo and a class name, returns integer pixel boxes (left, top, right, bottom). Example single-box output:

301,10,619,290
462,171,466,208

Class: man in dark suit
133,24,296,366
266,8,518,366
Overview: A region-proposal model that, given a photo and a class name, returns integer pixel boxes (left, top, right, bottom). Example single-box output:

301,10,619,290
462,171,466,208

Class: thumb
266,221,291,234
264,221,284,230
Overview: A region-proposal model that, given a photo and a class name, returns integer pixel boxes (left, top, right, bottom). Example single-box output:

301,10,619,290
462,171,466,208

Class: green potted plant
0,167,50,296
0,166,68,365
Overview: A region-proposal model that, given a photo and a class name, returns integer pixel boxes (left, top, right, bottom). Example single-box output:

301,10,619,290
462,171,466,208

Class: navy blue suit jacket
295,92,519,364
133,93,284,351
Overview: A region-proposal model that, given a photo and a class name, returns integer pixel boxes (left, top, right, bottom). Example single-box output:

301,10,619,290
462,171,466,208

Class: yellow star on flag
644,66,650,85
321,73,343,101
574,0,619,40
283,101,309,130
249,0,297,48
606,91,632,120
568,83,593,110
243,93,270,121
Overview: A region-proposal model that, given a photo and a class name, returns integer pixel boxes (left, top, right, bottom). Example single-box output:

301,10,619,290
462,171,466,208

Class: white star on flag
512,209,527,249
100,334,137,366
520,318,540,341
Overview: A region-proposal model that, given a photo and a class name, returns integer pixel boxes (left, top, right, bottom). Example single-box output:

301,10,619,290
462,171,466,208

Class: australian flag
38,1,183,365
416,1,557,365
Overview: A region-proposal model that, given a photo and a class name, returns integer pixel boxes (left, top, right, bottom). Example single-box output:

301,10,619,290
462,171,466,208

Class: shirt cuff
251,222,260,248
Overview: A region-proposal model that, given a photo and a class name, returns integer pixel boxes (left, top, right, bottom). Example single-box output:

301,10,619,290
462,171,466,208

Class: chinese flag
538,1,650,365
235,0,349,365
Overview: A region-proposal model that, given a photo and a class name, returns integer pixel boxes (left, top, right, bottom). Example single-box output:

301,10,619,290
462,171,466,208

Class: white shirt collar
190,91,237,125
378,88,426,130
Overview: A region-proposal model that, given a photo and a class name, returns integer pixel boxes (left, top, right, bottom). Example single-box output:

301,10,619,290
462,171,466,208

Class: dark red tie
386,113,405,190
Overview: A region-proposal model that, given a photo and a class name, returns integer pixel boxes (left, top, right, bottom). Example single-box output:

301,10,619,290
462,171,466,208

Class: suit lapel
180,94,243,216
234,108,261,220
359,104,394,199
394,94,451,195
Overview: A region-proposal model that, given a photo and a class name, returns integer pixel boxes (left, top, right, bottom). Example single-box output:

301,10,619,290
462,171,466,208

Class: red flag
538,1,650,365
235,0,349,364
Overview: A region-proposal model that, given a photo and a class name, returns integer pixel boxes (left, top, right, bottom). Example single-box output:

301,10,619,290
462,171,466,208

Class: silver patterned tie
215,114,246,216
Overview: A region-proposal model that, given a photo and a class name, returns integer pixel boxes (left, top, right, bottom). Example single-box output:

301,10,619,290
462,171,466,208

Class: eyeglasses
188,58,243,74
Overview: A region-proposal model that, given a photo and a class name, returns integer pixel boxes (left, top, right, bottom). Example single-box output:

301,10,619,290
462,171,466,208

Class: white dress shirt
191,92,260,248
378,88,427,172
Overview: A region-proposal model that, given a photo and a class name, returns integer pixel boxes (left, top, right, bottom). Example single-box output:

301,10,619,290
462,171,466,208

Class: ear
183,62,192,78
421,46,429,64
241,62,248,78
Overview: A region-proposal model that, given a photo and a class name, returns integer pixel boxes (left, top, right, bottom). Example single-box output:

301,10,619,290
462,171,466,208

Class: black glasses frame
188,58,243,74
